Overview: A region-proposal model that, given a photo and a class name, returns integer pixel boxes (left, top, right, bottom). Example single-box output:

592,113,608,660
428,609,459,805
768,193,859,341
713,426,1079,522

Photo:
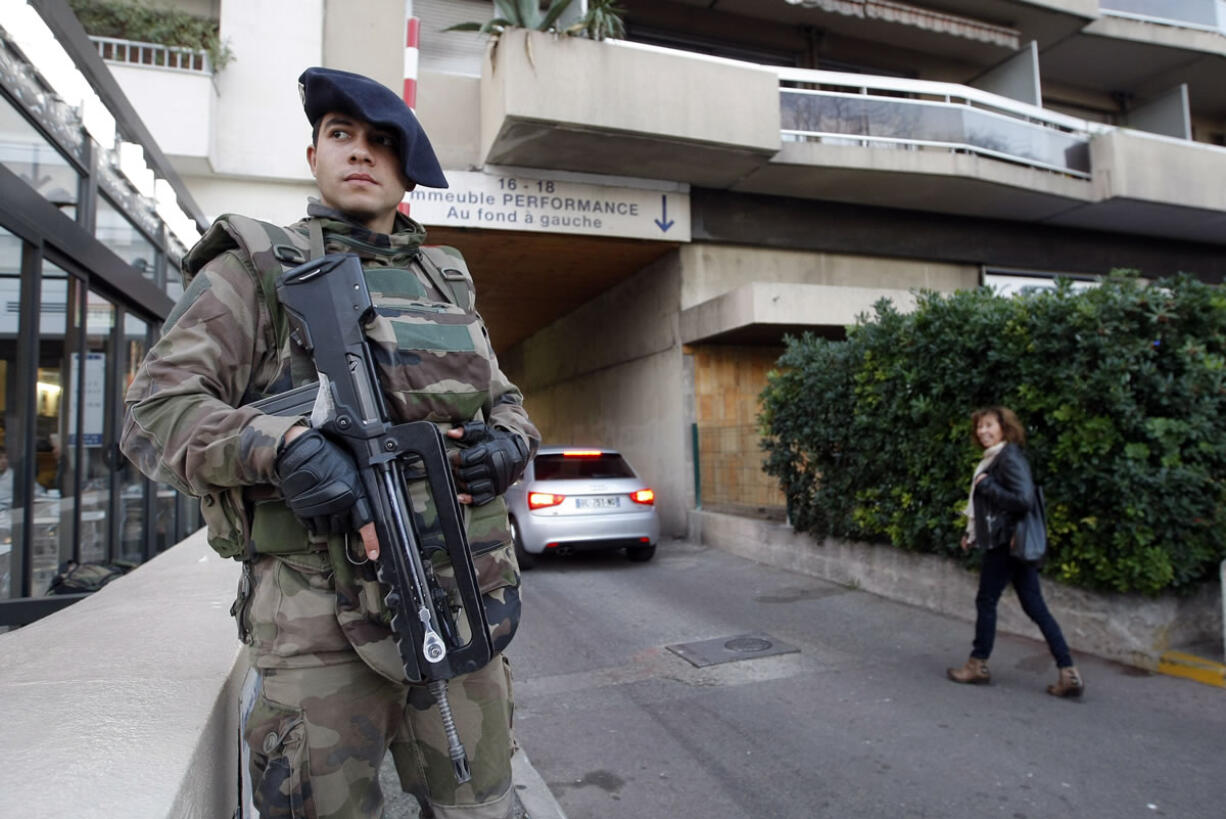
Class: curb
512,748,568,819
1158,651,1226,689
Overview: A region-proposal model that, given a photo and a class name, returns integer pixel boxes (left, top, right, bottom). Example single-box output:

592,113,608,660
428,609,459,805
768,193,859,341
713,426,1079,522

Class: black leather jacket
972,443,1036,551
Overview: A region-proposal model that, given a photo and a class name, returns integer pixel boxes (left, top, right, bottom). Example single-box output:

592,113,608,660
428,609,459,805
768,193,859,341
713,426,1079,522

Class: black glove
275,428,372,536
451,422,529,506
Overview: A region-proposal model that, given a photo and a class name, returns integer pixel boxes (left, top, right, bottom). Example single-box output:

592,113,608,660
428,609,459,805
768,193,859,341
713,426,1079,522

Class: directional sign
406,170,690,242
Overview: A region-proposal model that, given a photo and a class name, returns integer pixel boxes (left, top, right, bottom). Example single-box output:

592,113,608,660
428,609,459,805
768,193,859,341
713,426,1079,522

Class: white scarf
964,441,1006,543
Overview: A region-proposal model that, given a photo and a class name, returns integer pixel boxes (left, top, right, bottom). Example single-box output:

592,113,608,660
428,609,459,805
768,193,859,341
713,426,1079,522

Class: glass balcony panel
781,91,1091,174
1099,0,1220,28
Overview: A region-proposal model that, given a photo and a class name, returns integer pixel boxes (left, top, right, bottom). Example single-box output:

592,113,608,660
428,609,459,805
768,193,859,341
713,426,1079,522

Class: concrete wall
322,0,405,91
180,173,317,225
1091,128,1226,212
695,509,1224,670
0,530,245,818
479,29,780,184
679,244,979,312
416,71,483,172
108,64,216,161
503,243,978,538
482,30,780,160
503,252,691,537
213,0,320,180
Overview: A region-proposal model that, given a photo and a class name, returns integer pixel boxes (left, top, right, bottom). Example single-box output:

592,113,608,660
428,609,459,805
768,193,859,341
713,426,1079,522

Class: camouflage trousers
243,657,515,819
239,555,515,818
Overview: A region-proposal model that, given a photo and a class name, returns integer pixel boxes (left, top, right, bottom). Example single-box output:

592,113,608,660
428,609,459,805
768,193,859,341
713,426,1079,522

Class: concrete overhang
424,226,679,354
679,281,919,345
481,30,780,187
1044,129,1226,243
645,0,1097,58
732,140,1095,222
1041,18,1226,117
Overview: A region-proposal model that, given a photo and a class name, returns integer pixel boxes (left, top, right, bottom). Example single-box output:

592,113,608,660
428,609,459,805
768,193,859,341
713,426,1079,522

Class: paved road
501,539,1224,819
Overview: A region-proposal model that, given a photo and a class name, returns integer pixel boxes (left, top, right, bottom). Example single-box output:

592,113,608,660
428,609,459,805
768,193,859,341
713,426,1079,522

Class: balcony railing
1099,0,1225,33
777,68,1097,178
91,36,212,74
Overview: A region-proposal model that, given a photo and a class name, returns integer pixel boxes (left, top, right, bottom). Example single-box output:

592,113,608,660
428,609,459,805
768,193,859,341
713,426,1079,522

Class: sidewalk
691,509,1225,687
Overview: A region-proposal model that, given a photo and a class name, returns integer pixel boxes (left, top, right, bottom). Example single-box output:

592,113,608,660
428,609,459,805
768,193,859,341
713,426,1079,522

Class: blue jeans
972,546,1073,668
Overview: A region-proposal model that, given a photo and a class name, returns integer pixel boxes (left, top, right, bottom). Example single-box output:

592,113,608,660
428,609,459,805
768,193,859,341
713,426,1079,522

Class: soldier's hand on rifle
446,422,529,506
277,426,378,557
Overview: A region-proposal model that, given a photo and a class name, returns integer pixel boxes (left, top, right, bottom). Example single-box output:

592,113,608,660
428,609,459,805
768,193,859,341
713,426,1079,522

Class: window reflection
33,263,82,594
79,290,117,566
0,228,18,600
118,312,152,561
96,195,157,281
0,93,79,214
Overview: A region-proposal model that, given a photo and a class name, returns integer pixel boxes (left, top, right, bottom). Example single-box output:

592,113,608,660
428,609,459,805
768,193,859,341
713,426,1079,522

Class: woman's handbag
1010,486,1048,563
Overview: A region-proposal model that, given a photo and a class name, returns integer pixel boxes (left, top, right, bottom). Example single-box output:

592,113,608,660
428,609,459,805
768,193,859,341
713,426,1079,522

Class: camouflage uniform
122,202,539,818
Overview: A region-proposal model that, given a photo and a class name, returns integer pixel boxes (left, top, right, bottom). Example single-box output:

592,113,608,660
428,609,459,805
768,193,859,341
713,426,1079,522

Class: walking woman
947,406,1084,698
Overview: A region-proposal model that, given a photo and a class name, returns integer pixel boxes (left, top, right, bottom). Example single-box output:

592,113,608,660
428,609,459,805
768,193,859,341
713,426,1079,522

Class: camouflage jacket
121,202,539,679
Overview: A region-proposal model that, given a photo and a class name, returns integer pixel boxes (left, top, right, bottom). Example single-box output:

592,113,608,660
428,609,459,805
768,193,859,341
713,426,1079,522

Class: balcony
91,36,215,166
733,68,1097,222
1098,0,1224,32
1041,2,1226,120
480,29,781,187
480,33,1226,244
1048,128,1226,242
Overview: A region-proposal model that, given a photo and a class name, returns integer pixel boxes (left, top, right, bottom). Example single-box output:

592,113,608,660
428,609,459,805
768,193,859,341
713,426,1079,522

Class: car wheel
626,543,656,562
510,518,535,570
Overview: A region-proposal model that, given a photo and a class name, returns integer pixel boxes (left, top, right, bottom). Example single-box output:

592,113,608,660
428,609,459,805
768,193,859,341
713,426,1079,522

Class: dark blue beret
298,66,448,189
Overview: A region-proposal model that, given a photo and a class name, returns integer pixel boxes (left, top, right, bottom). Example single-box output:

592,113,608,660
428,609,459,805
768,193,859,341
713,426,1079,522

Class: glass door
117,311,152,562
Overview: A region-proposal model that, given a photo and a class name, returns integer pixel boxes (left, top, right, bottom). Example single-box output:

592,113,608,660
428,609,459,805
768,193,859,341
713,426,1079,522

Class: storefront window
78,290,117,566
0,94,79,216
0,227,19,600
96,195,157,281
34,263,82,594
118,312,150,561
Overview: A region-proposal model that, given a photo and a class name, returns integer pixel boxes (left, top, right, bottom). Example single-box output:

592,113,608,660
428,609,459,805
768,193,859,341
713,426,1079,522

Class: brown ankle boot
1047,666,1084,698
947,657,990,684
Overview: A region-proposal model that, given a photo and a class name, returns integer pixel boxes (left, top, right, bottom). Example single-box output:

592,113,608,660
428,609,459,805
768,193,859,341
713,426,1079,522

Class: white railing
90,36,212,74
776,67,1102,178
1099,0,1224,33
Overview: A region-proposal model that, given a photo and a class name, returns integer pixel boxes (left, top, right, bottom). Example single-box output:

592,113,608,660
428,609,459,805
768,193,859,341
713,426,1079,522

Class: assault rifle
260,252,492,783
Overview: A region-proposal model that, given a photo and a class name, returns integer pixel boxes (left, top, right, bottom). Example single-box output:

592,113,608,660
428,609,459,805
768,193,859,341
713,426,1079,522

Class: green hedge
759,274,1226,595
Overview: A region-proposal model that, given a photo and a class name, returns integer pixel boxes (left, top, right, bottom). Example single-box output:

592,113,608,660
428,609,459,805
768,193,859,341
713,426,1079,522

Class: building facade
0,0,209,623
55,0,1226,551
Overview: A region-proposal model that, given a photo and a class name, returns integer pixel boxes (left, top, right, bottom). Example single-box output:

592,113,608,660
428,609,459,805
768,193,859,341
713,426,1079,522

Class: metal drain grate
666,632,799,668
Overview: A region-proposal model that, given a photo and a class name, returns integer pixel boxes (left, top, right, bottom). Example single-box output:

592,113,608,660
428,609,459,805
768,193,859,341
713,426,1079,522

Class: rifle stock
271,253,492,782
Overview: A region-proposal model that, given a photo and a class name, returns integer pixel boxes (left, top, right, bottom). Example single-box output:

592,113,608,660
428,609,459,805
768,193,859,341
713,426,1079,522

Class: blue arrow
654,195,675,232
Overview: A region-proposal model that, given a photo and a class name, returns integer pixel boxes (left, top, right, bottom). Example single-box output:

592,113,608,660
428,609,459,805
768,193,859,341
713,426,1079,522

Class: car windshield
533,453,636,481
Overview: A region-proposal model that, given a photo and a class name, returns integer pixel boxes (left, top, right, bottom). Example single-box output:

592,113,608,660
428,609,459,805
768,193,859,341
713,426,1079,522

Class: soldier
121,67,539,818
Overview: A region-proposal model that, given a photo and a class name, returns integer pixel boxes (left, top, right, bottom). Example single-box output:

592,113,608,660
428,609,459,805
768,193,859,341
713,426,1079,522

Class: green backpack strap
418,245,476,312
208,214,319,387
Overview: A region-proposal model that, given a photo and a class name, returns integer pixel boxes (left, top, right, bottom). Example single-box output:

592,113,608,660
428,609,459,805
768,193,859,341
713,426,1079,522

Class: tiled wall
691,345,786,512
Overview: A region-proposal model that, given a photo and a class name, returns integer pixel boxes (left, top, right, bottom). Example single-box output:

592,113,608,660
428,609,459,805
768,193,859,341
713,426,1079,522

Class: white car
504,446,660,569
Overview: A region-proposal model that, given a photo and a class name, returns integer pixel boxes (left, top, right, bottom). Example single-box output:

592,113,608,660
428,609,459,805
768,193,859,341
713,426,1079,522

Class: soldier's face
307,113,409,232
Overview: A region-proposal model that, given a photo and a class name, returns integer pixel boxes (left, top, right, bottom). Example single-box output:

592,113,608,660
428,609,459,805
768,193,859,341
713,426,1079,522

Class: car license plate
576,496,620,510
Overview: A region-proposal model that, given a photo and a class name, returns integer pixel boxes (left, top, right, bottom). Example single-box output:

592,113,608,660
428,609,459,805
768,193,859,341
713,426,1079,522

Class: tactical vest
182,214,521,682
181,213,497,562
